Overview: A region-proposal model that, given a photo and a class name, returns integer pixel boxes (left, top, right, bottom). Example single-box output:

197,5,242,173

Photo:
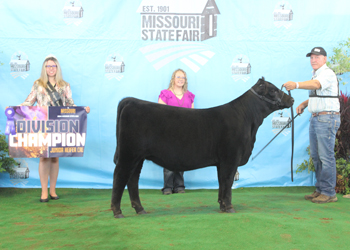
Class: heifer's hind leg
217,165,237,213
217,166,224,210
127,160,147,215
111,162,133,218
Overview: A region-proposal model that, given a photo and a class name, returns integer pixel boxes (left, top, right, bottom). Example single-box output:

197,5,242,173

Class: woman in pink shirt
158,69,195,195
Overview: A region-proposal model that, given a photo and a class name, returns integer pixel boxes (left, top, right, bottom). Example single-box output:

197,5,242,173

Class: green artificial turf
1,187,349,250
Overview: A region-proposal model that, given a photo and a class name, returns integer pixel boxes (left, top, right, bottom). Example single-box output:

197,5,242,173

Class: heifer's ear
257,80,266,94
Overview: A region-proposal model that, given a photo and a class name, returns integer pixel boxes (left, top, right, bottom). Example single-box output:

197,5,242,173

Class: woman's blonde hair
36,56,67,89
168,69,188,93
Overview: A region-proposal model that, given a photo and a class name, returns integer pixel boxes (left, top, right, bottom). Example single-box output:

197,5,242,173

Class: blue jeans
162,168,185,193
309,113,340,197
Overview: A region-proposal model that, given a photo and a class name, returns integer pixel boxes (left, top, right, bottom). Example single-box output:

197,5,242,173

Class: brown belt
312,111,339,117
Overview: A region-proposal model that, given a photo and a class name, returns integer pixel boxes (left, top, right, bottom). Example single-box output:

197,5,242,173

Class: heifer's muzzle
280,85,295,107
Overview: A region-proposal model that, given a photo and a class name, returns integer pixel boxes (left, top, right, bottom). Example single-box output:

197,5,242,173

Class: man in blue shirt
284,47,340,204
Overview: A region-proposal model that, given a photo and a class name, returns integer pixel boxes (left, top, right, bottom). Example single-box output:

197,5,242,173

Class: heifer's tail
114,98,130,164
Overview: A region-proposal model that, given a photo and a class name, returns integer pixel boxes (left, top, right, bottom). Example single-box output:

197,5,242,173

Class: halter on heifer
250,84,299,182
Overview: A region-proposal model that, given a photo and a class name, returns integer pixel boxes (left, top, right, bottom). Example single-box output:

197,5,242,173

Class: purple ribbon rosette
5,107,16,135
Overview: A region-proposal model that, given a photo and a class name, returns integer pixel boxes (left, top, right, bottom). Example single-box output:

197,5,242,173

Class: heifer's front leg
111,162,131,218
127,160,147,215
217,166,236,213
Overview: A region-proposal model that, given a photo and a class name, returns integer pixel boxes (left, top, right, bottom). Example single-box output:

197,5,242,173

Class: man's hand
296,103,306,114
283,81,298,91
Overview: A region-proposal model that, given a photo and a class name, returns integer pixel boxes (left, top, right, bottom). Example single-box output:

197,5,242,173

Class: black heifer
111,77,294,218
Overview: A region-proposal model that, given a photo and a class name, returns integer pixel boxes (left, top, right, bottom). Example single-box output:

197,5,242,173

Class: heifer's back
115,97,232,171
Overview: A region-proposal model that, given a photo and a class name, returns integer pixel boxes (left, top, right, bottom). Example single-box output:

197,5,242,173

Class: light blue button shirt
308,64,339,113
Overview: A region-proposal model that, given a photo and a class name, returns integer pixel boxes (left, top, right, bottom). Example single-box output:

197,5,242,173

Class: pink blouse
159,89,195,108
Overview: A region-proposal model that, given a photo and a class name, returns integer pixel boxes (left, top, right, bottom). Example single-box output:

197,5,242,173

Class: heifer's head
250,77,294,110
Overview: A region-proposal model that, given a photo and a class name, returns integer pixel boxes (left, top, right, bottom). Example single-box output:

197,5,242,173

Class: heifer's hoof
137,210,147,215
226,208,236,213
219,207,236,213
114,213,125,219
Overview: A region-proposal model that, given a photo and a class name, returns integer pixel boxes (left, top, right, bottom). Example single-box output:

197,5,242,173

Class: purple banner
6,106,87,158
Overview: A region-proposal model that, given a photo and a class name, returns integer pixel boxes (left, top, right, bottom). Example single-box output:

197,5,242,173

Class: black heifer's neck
234,90,276,125
226,89,276,143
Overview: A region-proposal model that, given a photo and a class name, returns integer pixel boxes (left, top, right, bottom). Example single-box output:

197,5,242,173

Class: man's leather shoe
305,191,321,201
312,194,338,204
50,195,59,200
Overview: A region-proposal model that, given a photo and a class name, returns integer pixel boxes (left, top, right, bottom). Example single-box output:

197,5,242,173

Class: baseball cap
306,47,327,57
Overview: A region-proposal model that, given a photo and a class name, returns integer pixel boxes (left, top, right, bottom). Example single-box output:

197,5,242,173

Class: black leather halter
284,86,295,182
249,88,284,107
251,85,298,182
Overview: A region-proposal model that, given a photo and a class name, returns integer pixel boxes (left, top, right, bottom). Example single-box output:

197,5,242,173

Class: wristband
295,82,299,89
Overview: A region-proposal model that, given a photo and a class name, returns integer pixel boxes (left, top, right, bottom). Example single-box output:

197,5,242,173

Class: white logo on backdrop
63,0,84,26
273,1,293,29
137,0,220,72
272,110,291,136
9,160,29,186
105,54,125,81
231,55,251,82
140,42,215,72
9,51,30,79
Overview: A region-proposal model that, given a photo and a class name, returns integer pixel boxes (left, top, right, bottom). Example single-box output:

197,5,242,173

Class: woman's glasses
176,76,186,80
